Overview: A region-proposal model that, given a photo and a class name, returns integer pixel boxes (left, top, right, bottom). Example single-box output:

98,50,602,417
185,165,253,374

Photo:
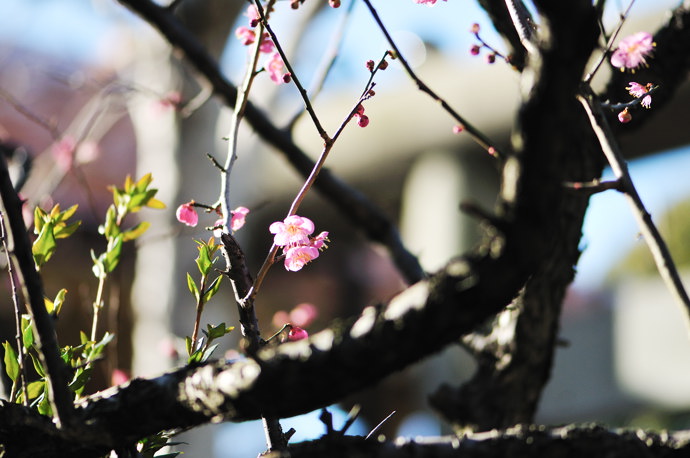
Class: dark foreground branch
269,424,690,458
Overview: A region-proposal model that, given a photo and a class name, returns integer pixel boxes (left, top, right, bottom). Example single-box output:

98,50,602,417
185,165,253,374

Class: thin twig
253,0,331,144
577,85,690,336
284,0,357,130
0,211,29,406
219,1,274,232
583,0,637,83
361,0,502,159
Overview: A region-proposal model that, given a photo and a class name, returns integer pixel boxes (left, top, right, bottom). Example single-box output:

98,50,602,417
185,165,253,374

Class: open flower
231,206,250,231
265,52,287,85
611,32,654,71
235,26,256,46
270,215,315,247
284,245,320,271
310,231,329,250
176,202,198,227
627,82,653,108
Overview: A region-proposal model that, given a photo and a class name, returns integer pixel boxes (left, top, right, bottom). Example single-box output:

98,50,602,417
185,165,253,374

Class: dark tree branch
431,0,601,430
115,0,425,285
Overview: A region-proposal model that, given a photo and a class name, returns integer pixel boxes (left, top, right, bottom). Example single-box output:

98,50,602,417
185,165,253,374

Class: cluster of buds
269,215,329,272
469,23,503,64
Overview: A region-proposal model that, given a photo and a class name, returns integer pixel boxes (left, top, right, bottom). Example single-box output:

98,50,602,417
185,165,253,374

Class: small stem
91,275,106,342
190,275,207,348
0,211,29,406
577,85,690,337
584,0,637,83
361,0,502,158
254,0,331,145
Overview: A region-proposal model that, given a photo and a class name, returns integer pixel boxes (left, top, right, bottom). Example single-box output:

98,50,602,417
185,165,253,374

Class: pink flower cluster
611,32,654,71
617,81,654,124
234,5,290,85
269,215,329,272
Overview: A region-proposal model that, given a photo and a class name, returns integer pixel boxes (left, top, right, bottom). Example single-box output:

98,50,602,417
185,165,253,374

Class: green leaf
32,221,56,268
22,380,44,402
30,352,45,378
33,206,47,234
69,367,92,395
202,275,223,303
104,234,123,273
128,189,158,212
205,322,234,341
37,392,51,416
22,316,34,350
196,243,213,275
134,173,153,193
58,204,78,221
54,220,81,239
201,343,219,362
146,197,166,209
122,221,150,242
184,336,194,357
52,289,67,316
186,273,200,303
187,349,204,364
3,342,18,382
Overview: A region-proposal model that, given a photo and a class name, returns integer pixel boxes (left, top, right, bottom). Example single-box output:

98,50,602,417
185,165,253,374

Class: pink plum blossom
245,5,260,27
265,52,287,85
269,215,315,247
176,202,198,227
284,245,320,271
259,33,275,53
414,0,447,5
231,206,250,231
287,326,309,341
611,32,654,71
310,231,329,250
235,26,256,46
627,82,652,108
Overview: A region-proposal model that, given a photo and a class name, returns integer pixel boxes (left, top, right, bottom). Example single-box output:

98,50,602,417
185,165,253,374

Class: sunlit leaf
2,342,18,382
122,221,150,242
187,273,200,303
202,276,223,303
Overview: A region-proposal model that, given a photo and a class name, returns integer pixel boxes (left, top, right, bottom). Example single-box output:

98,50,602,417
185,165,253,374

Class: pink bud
470,45,481,56
366,60,375,72
452,124,464,134
288,326,309,341
471,23,480,34
618,108,632,123
176,202,198,227
329,0,341,7
358,115,370,128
